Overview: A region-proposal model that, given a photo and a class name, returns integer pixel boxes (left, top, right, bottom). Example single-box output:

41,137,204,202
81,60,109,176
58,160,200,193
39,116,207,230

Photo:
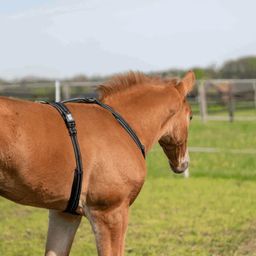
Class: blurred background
0,1,256,255
1,0,256,121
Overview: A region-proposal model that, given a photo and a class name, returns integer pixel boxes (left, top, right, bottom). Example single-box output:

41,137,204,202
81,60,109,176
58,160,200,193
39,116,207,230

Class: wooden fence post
227,83,235,122
253,80,256,108
55,80,61,102
183,168,189,178
198,81,207,122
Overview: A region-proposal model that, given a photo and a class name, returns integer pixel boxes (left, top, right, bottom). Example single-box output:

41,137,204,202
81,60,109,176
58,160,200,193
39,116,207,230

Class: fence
0,80,98,102
189,79,256,122
0,79,255,121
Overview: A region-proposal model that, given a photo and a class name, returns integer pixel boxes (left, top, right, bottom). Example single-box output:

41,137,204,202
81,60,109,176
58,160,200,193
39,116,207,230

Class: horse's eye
190,115,193,121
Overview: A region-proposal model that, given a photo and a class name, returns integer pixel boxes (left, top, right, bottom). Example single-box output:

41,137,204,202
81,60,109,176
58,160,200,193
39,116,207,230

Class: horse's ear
176,71,196,97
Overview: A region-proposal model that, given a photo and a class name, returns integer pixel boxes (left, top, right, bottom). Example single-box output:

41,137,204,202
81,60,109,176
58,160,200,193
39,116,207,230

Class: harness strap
49,102,83,214
41,97,145,215
62,97,146,158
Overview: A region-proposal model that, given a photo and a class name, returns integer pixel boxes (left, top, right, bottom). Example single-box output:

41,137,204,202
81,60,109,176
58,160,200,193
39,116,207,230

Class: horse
0,71,195,256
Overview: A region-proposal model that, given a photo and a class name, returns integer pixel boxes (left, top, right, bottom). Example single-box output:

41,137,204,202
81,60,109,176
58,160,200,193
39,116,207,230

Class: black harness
43,97,145,214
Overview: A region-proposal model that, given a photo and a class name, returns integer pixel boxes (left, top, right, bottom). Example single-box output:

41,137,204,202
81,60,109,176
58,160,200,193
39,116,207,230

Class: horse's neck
102,88,173,152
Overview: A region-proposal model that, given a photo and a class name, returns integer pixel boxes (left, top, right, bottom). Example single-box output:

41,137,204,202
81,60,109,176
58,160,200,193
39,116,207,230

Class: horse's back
0,97,146,210
0,97,76,208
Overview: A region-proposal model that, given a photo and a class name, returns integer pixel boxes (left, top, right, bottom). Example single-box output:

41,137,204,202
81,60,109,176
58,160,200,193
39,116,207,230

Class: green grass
148,120,256,180
190,101,256,117
127,178,256,256
188,120,256,180
1,120,256,255
189,120,256,148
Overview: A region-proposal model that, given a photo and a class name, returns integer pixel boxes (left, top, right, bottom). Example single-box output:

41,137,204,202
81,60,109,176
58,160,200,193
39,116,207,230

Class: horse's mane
98,71,179,100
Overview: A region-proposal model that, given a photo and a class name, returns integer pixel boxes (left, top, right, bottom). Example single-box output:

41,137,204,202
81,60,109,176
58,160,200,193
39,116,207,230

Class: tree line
158,56,256,80
1,56,256,84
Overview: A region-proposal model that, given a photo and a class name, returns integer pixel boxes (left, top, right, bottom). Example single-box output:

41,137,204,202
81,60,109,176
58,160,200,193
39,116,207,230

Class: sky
0,0,256,79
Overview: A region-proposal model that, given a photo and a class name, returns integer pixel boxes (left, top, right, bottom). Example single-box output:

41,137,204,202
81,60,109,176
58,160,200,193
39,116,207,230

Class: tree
219,56,256,78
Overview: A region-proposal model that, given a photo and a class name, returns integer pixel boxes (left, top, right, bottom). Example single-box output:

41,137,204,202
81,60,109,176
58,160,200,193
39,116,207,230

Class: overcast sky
0,0,255,79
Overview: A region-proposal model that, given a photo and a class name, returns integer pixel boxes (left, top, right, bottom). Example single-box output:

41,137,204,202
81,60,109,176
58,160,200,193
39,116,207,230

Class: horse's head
159,71,195,174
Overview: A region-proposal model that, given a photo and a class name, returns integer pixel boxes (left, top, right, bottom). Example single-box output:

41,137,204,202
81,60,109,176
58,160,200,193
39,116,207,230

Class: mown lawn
0,120,256,255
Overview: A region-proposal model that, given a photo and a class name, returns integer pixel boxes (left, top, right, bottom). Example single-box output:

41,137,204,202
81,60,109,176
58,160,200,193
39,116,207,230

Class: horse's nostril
181,161,189,170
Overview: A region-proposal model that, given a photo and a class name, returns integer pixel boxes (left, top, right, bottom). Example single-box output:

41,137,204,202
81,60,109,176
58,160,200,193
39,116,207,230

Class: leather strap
62,98,146,158
42,97,145,215
49,102,83,214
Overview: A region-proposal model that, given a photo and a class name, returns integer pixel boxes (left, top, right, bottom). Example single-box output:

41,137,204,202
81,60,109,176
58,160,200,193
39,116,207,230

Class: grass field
190,103,256,119
0,120,256,255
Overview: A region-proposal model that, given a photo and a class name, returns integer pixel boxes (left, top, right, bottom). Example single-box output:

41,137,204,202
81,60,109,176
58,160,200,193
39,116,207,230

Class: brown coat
0,71,195,256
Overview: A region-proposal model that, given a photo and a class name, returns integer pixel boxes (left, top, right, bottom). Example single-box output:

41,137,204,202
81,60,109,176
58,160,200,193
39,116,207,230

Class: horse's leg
45,210,82,256
88,204,129,256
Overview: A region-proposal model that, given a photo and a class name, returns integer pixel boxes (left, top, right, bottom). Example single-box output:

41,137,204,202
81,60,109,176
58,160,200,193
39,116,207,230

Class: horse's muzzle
169,161,189,174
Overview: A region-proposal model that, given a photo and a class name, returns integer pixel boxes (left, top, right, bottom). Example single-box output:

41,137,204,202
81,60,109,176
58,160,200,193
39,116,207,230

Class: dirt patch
234,222,256,256
236,239,256,256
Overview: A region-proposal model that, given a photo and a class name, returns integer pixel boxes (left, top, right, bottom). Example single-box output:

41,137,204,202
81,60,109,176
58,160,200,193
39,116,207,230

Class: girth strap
49,102,83,214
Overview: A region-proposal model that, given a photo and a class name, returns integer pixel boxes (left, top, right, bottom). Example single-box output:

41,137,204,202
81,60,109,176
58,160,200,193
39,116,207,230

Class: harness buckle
66,113,74,122
85,97,97,103
65,113,77,135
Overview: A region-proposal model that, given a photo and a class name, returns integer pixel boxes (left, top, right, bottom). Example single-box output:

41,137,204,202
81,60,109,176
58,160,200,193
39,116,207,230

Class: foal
0,71,195,255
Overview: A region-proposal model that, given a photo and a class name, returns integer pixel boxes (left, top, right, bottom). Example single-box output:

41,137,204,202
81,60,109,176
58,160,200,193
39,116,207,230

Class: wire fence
0,79,255,121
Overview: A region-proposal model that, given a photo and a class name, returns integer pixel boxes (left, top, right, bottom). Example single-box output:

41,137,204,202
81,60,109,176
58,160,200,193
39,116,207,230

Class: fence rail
190,79,256,122
0,79,255,122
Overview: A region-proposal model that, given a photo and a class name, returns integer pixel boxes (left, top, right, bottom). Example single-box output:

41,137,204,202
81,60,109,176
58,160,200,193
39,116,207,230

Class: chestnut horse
0,71,195,256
